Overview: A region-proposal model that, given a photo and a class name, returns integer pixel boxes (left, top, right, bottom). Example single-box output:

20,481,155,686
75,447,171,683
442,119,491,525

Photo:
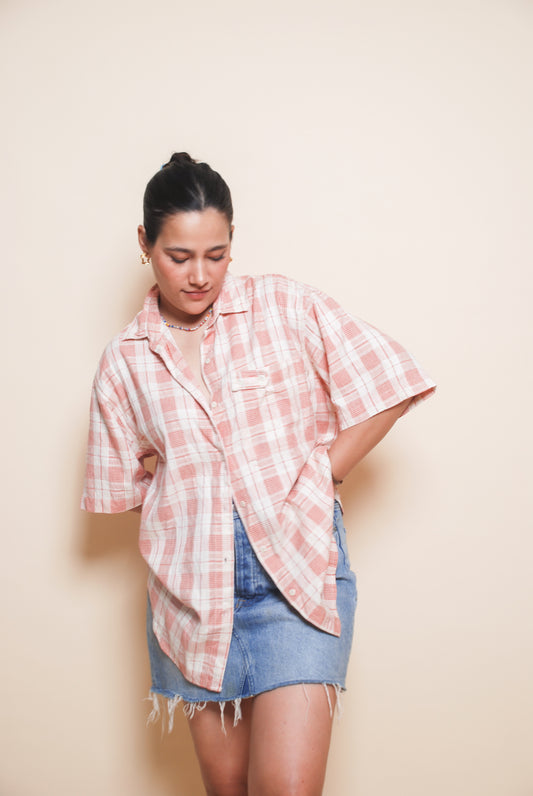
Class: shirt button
288,588,297,597
211,401,217,408
240,500,246,508
205,357,211,364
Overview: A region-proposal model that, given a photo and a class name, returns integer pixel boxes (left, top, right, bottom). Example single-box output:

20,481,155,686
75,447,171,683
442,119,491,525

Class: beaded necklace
161,306,213,332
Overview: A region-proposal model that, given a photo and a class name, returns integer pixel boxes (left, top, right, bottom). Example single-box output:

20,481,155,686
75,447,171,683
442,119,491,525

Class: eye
170,257,188,264
209,254,226,262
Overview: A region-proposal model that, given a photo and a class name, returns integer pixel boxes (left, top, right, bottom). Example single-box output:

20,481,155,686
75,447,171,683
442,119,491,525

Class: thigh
187,699,253,796
248,684,336,796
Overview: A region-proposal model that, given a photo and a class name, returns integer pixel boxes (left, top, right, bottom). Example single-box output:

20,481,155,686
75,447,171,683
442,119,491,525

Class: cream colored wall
2,0,531,793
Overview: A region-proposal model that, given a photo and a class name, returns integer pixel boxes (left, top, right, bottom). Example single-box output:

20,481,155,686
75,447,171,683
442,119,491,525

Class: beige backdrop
2,0,532,794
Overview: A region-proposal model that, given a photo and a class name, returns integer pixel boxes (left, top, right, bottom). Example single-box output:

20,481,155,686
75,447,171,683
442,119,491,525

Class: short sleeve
81,377,153,513
304,288,436,431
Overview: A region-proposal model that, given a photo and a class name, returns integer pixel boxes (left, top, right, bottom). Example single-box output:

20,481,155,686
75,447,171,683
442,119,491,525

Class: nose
188,259,208,287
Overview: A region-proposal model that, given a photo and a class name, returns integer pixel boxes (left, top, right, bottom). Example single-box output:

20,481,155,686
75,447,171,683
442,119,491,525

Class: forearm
328,398,412,483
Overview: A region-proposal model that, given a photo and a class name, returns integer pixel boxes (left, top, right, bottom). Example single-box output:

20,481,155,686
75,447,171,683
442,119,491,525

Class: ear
138,225,150,252
229,224,235,242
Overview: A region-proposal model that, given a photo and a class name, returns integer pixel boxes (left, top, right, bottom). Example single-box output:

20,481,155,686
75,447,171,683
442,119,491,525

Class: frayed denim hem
146,682,344,735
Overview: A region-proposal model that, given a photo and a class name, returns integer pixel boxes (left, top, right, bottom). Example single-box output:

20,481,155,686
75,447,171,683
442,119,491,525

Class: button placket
200,329,217,396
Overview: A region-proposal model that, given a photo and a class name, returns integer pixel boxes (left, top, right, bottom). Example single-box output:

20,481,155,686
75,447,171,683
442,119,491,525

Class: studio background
1,1,531,794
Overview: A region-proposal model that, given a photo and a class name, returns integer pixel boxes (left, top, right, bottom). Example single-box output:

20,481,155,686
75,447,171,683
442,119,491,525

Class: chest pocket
231,370,269,392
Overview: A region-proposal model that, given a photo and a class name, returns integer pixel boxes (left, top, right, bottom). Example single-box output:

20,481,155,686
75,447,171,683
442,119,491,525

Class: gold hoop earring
140,251,151,266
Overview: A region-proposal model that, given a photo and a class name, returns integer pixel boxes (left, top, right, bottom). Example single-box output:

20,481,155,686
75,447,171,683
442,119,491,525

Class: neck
159,300,213,333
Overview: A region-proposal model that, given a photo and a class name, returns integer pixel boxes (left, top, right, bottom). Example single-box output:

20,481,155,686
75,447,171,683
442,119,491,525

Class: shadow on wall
339,452,397,549
80,508,205,795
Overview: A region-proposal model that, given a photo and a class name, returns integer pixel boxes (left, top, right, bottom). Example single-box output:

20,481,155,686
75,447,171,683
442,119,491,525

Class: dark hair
142,152,233,243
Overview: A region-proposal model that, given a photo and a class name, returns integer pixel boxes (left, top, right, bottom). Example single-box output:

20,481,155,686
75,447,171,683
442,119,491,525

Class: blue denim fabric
147,501,357,703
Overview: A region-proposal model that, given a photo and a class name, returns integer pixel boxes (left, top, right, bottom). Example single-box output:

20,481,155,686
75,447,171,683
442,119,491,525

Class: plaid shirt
82,273,435,691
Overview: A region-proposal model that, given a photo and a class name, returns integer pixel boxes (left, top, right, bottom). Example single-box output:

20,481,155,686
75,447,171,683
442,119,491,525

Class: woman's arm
328,398,412,484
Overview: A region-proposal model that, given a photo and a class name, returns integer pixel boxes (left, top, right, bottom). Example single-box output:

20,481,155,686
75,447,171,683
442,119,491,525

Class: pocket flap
231,370,269,391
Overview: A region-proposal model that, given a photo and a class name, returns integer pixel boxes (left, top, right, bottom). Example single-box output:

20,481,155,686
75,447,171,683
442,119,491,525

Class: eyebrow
164,244,228,253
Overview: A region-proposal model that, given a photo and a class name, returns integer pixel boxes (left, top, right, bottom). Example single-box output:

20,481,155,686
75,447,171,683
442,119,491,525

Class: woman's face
138,208,233,326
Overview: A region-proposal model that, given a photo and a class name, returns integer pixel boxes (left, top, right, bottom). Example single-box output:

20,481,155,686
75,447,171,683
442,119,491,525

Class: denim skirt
146,501,357,710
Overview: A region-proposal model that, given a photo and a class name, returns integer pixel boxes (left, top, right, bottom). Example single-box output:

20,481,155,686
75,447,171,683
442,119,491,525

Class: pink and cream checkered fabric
82,273,435,691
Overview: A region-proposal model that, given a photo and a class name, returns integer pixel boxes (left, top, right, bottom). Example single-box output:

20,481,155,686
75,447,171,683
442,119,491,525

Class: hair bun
164,152,196,168
144,152,233,243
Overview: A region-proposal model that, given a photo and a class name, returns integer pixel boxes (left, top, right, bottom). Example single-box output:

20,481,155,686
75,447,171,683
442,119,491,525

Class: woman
82,153,435,795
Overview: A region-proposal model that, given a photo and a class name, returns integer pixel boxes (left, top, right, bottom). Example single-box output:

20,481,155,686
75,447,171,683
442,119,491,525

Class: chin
186,301,209,314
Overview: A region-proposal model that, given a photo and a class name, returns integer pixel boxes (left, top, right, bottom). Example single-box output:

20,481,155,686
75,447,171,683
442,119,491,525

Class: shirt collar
123,272,250,341
214,272,250,317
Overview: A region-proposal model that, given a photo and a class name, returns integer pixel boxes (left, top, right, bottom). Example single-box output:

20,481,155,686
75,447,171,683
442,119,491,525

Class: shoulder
226,274,351,337
232,273,324,308
92,307,150,395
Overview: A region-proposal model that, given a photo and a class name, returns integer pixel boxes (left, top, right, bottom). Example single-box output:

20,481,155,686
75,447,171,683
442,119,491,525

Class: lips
184,290,210,300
